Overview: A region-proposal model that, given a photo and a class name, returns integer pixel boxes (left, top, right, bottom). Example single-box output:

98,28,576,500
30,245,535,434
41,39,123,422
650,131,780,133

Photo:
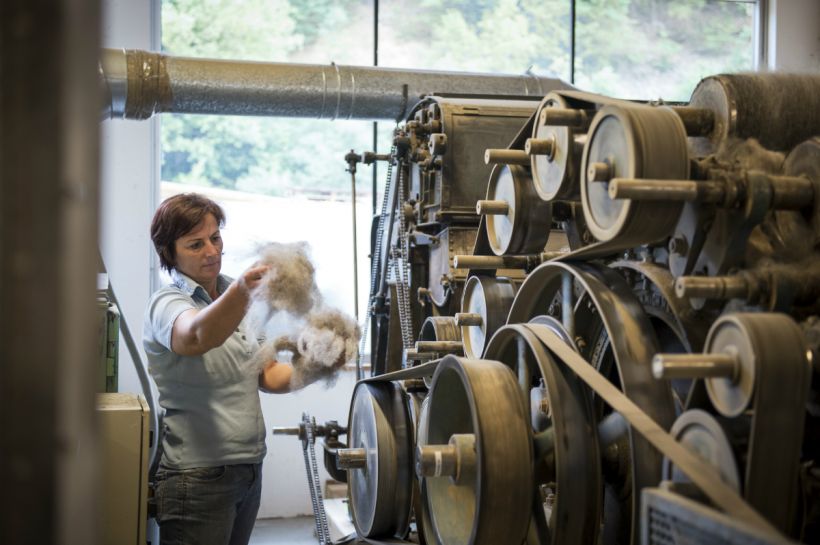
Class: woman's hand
237,264,270,294
259,360,293,393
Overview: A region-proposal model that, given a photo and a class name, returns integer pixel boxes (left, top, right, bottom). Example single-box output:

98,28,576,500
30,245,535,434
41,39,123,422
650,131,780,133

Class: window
160,0,758,328
161,0,375,318
574,0,755,101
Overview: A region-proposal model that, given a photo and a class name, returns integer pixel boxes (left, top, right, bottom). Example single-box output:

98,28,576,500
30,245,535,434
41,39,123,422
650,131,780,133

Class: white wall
765,0,820,72
100,0,160,406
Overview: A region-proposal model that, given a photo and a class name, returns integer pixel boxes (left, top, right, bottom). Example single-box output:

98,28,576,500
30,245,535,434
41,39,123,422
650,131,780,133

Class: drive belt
361,360,440,384
734,315,810,533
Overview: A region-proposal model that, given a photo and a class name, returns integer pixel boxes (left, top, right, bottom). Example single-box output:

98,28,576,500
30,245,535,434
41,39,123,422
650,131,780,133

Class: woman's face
173,213,223,288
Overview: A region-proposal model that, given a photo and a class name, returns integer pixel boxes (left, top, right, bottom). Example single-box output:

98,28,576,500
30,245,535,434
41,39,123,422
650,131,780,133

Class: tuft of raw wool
715,137,785,174
251,242,321,317
274,307,361,389
245,241,361,389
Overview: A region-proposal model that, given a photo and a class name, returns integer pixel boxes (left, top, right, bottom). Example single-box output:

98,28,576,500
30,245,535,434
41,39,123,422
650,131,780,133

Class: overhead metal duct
99,48,572,121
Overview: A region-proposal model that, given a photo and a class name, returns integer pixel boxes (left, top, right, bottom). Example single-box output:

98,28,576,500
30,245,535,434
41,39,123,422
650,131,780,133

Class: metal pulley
406,316,463,365
653,323,753,418
580,103,690,247
413,394,440,545
661,409,742,492
458,275,520,359
653,312,811,534
422,356,533,545
344,381,413,539
654,313,805,418
479,164,552,256
529,92,588,201
484,324,602,544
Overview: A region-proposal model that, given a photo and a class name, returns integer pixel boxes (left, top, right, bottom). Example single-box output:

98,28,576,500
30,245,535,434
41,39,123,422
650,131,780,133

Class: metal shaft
455,312,483,327
404,348,435,363
525,136,555,158
417,444,457,478
484,148,530,165
454,255,529,269
415,340,464,353
608,178,725,203
588,161,612,183
768,175,815,209
669,106,716,136
476,199,510,215
675,275,749,300
416,434,476,484
561,271,575,339
541,107,591,128
652,353,739,381
100,48,571,121
453,252,565,270
350,170,359,321
272,426,301,436
608,174,814,210
336,447,367,470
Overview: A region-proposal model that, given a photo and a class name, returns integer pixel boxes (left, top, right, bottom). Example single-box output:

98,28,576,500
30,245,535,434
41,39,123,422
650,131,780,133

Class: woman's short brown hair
150,193,226,272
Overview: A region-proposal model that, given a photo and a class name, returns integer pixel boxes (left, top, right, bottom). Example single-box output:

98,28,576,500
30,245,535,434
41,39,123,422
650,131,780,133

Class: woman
143,193,292,545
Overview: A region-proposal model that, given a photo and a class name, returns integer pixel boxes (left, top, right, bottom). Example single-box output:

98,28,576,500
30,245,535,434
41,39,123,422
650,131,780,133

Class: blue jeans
154,463,262,545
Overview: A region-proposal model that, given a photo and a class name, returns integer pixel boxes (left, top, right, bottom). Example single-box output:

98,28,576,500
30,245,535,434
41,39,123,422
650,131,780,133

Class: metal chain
357,142,398,377
391,252,414,351
300,413,332,545
394,163,415,350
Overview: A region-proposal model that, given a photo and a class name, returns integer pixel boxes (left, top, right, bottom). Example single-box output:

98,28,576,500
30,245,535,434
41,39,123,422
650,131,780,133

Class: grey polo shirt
143,270,266,469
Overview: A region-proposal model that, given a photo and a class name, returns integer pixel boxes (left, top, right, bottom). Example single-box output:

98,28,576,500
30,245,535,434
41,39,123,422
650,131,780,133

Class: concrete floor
248,516,412,544
250,498,359,544
249,516,318,545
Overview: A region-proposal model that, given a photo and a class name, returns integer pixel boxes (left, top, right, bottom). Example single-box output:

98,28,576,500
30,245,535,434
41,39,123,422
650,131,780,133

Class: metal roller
459,276,520,359
483,164,552,256
580,104,690,247
423,356,532,545
529,92,587,201
688,73,820,155
346,381,413,539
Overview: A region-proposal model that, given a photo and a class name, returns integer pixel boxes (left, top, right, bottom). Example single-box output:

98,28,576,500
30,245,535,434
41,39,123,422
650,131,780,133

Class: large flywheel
506,260,676,545
483,323,602,544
